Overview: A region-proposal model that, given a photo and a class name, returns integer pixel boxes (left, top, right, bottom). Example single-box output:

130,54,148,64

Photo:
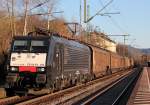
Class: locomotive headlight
37,67,45,72
10,67,18,71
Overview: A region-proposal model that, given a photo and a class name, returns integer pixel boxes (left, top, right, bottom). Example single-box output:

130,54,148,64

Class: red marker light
19,66,37,72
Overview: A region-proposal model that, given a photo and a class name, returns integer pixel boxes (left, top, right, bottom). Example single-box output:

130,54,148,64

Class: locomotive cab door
52,44,64,89
55,45,63,76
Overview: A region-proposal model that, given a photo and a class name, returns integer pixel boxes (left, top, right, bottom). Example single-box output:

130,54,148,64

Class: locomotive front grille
20,73,36,87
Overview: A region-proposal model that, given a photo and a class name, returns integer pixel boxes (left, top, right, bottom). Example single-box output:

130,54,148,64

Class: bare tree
0,0,59,52
23,0,58,34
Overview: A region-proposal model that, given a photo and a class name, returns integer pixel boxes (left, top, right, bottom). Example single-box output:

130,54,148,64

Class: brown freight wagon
90,46,110,78
90,45,132,78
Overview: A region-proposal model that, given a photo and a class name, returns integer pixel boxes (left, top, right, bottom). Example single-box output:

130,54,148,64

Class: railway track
0,96,37,105
0,69,135,105
1,69,132,105
74,67,141,105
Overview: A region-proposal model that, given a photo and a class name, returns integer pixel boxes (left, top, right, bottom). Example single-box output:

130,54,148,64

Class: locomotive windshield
13,40,28,51
30,40,48,52
12,39,49,53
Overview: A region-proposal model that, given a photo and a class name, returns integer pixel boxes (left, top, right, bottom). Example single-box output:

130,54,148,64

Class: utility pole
84,0,87,23
23,0,29,36
86,4,91,32
47,8,51,30
80,0,82,25
87,4,90,28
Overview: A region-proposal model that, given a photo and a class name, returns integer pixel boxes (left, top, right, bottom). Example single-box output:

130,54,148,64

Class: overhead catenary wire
23,0,56,35
0,11,63,19
98,0,130,58
86,0,114,23
29,0,49,11
98,0,129,35
3,0,57,19
26,0,59,30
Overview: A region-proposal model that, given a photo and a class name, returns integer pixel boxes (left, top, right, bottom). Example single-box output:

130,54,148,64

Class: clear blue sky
58,0,150,48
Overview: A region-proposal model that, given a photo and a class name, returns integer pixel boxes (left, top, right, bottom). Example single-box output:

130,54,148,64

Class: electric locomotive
5,32,92,95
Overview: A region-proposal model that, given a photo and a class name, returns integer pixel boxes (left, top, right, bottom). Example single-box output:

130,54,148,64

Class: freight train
5,31,134,95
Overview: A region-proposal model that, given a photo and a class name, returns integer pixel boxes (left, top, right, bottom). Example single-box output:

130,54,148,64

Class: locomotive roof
12,35,51,40
51,35,90,50
12,35,90,51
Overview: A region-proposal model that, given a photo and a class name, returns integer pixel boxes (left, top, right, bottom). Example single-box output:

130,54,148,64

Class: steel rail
111,70,140,105
78,69,136,105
